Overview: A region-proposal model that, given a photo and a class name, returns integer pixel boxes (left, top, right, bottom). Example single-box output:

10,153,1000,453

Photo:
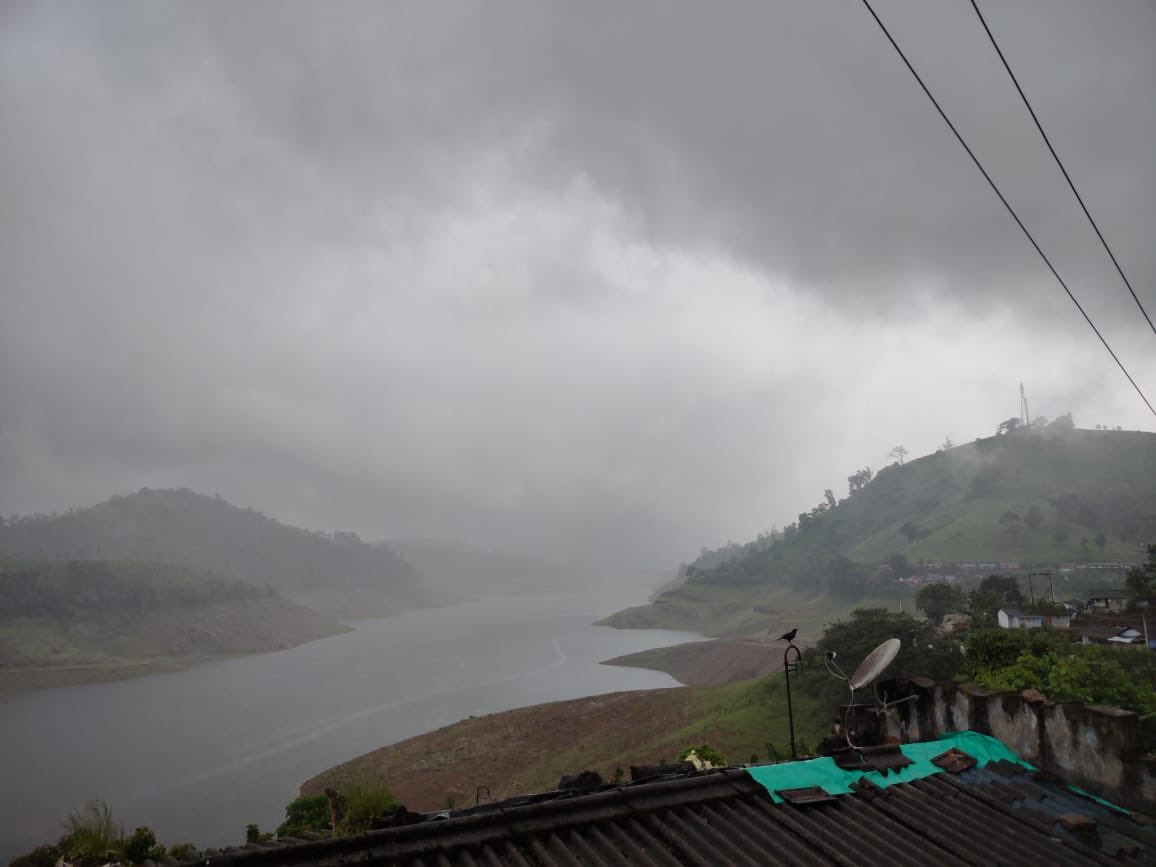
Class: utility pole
782,639,803,759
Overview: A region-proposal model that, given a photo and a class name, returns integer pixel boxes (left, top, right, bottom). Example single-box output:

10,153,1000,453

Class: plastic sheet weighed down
744,730,1031,803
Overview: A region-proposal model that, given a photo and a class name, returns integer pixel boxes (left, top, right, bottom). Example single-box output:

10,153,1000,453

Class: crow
778,628,798,642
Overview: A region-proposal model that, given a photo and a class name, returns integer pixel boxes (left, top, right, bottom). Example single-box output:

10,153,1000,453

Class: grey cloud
1,1,1153,576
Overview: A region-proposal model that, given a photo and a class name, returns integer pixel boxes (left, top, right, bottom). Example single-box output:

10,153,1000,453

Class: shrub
277,793,333,838
341,783,396,833
277,784,397,838
678,744,727,768
168,842,201,860
122,826,165,862
61,800,123,862
8,845,63,867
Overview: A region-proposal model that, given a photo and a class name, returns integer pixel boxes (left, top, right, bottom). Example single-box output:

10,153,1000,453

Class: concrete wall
845,677,1156,815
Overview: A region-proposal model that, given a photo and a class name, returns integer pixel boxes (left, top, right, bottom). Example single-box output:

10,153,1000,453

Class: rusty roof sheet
194,760,1156,867
930,747,978,774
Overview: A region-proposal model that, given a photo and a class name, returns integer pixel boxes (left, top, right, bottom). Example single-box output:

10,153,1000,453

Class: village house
1077,610,1154,649
996,606,1072,630
1085,587,1130,612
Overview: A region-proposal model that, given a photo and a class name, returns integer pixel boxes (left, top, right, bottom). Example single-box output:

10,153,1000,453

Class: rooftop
195,732,1155,866
1086,588,1131,599
1000,606,1069,617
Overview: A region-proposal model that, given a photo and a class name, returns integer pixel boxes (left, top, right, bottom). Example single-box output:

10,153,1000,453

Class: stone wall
844,677,1156,815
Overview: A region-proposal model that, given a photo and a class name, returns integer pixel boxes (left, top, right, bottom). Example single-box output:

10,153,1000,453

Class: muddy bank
300,687,696,811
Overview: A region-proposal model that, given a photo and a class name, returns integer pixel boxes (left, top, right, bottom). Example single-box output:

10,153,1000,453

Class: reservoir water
0,591,701,860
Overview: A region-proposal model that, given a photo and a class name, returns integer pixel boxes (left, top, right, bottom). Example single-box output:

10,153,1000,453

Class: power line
970,0,1156,340
857,0,1156,419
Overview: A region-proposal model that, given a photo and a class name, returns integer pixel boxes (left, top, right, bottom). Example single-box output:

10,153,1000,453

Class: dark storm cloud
1,1,1153,575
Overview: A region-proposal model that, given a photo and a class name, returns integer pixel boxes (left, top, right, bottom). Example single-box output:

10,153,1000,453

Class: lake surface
0,591,701,860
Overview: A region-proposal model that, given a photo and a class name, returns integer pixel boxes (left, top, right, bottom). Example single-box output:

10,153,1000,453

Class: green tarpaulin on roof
744,730,1032,803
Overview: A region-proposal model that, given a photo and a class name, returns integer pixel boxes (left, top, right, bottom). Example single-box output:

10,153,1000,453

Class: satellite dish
848,638,900,690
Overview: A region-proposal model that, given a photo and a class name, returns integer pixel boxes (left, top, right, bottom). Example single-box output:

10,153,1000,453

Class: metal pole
783,642,802,759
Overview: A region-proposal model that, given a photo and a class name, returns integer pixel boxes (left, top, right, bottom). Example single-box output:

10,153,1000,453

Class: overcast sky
2,0,1154,576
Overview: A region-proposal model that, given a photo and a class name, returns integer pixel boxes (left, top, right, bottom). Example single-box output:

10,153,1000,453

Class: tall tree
915,582,965,627
1125,544,1155,600
999,511,1023,542
889,445,908,465
847,467,873,496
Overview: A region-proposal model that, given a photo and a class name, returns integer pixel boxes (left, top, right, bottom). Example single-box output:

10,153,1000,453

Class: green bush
168,842,201,860
11,803,184,866
277,783,397,838
277,793,333,838
8,845,63,867
678,743,727,768
340,784,396,833
122,826,165,862
974,645,1156,717
61,800,123,862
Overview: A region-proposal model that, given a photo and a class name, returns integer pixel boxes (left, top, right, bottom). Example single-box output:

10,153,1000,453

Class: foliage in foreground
275,782,396,839
964,627,1156,717
11,781,399,866
678,743,727,768
8,801,187,867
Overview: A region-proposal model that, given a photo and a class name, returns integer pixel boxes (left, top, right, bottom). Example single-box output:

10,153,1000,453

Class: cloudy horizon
2,0,1154,576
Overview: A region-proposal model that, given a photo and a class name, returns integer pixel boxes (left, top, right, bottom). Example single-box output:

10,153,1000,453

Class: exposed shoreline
601,637,781,685
299,637,788,810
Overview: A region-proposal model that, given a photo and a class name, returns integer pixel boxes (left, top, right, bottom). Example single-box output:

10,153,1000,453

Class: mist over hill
605,426,1156,634
388,537,580,596
0,488,421,593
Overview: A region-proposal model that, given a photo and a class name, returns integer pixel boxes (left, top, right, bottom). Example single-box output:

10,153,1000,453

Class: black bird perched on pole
778,628,798,642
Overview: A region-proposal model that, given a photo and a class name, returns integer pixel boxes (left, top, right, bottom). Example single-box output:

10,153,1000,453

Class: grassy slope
844,429,1154,564
303,675,827,811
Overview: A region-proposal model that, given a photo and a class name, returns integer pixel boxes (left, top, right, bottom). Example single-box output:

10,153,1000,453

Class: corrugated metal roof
193,739,1156,866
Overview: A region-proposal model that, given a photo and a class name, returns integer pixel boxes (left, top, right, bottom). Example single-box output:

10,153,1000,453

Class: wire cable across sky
858,0,1156,418
970,0,1156,341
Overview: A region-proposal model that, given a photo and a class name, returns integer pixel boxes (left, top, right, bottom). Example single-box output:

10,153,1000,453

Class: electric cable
970,0,1156,340
858,0,1156,418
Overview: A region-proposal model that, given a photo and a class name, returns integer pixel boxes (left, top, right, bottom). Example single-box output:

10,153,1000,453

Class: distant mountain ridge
0,488,421,593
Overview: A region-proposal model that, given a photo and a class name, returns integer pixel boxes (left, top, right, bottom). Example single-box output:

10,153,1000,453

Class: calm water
0,591,700,860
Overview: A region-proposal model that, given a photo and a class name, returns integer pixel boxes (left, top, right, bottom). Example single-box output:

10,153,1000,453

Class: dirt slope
301,688,697,810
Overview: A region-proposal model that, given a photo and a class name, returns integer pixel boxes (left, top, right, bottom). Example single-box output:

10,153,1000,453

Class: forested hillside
0,559,348,694
606,426,1155,635
0,489,420,592
0,560,269,621
695,426,1152,586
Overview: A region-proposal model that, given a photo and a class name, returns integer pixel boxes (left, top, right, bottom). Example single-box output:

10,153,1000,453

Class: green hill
604,426,1155,636
0,488,421,593
0,559,349,694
